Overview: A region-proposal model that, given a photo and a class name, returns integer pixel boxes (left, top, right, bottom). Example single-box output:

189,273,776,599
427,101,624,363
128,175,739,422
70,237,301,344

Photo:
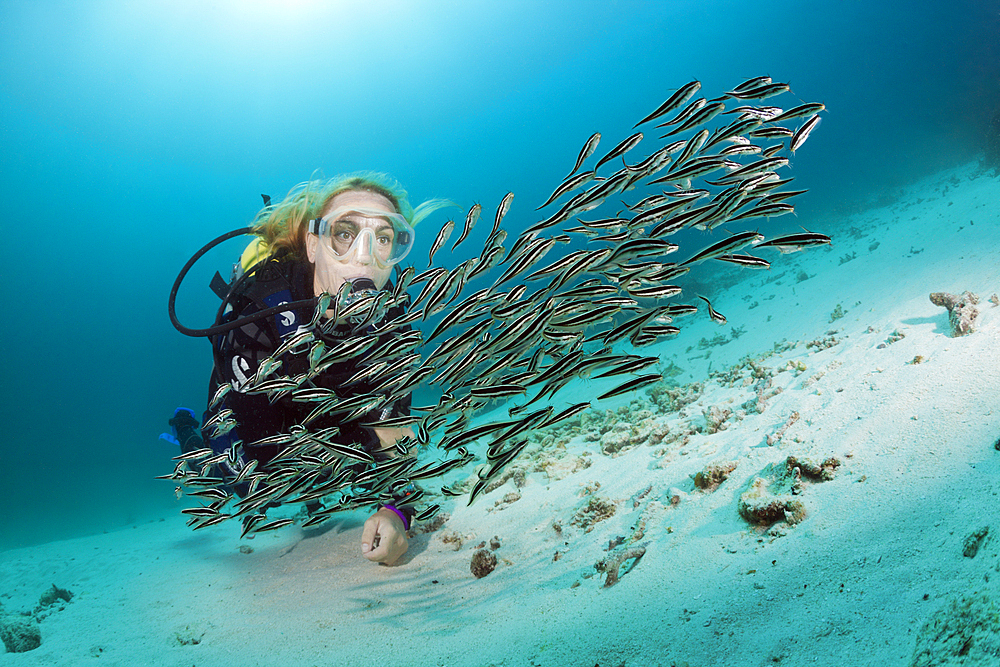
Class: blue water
0,0,996,552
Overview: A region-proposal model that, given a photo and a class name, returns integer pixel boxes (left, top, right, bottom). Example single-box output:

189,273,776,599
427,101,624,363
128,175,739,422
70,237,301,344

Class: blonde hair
251,171,453,260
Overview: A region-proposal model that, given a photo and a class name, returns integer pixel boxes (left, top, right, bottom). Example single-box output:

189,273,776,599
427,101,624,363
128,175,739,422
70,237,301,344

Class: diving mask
309,206,414,269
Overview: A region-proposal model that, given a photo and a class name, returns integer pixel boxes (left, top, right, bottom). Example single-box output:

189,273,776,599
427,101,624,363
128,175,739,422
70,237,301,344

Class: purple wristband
382,504,409,531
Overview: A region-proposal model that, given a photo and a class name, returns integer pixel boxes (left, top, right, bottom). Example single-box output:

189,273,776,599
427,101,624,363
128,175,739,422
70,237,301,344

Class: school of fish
163,76,832,535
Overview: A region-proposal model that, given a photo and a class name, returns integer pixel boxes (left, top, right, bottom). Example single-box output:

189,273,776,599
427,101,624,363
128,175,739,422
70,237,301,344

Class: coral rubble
766,412,800,446
572,495,617,531
648,381,704,413
739,476,806,527
806,331,841,351
787,455,841,481
489,492,522,512
595,544,647,587
37,584,73,608
599,421,649,456
738,456,840,528
439,530,464,551
741,374,782,414
702,404,733,434
929,291,980,337
878,329,906,348
412,512,449,535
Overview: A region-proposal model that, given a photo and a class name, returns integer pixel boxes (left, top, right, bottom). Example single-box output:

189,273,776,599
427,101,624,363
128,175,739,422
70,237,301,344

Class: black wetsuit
201,249,415,524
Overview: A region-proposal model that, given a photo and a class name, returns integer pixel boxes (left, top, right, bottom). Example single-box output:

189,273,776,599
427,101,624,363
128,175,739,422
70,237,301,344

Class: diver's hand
373,426,416,455
361,507,409,565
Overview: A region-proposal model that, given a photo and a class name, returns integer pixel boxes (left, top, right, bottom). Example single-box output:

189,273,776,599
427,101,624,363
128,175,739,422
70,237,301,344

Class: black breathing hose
167,227,318,338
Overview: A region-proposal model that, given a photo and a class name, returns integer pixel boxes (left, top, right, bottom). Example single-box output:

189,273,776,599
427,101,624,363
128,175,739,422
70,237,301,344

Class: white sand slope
2,163,999,667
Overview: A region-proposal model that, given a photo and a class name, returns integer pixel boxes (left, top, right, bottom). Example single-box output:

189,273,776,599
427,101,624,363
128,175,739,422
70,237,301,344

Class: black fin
261,194,271,207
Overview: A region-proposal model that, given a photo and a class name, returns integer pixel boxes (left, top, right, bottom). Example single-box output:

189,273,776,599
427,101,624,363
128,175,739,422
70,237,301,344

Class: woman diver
168,173,449,565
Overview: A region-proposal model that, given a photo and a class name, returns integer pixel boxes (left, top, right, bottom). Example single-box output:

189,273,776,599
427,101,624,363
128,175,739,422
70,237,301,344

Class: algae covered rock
962,526,989,559
0,614,42,653
737,456,840,527
929,291,979,337
470,549,498,578
599,422,646,456
786,455,841,481
693,460,739,491
739,476,806,526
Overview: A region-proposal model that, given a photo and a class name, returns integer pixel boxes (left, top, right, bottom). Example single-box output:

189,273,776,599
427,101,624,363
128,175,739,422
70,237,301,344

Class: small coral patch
739,476,807,526
786,455,841,481
693,460,739,491
572,495,617,531
738,455,840,528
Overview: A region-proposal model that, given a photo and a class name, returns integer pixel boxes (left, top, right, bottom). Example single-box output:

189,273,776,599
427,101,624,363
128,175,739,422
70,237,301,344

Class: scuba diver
166,173,450,565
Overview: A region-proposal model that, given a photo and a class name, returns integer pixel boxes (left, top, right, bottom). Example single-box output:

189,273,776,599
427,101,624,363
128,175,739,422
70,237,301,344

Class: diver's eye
376,234,393,246
331,232,355,251
331,223,359,247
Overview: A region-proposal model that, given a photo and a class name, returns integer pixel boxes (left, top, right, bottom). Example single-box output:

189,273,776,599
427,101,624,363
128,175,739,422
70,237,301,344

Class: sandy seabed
3,163,1000,667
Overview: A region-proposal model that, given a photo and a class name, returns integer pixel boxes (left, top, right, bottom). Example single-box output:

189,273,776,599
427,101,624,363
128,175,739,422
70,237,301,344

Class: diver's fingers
361,514,388,561
362,540,389,562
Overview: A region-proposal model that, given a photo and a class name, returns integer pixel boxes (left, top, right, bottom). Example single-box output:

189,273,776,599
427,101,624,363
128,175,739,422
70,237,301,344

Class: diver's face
306,190,396,297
